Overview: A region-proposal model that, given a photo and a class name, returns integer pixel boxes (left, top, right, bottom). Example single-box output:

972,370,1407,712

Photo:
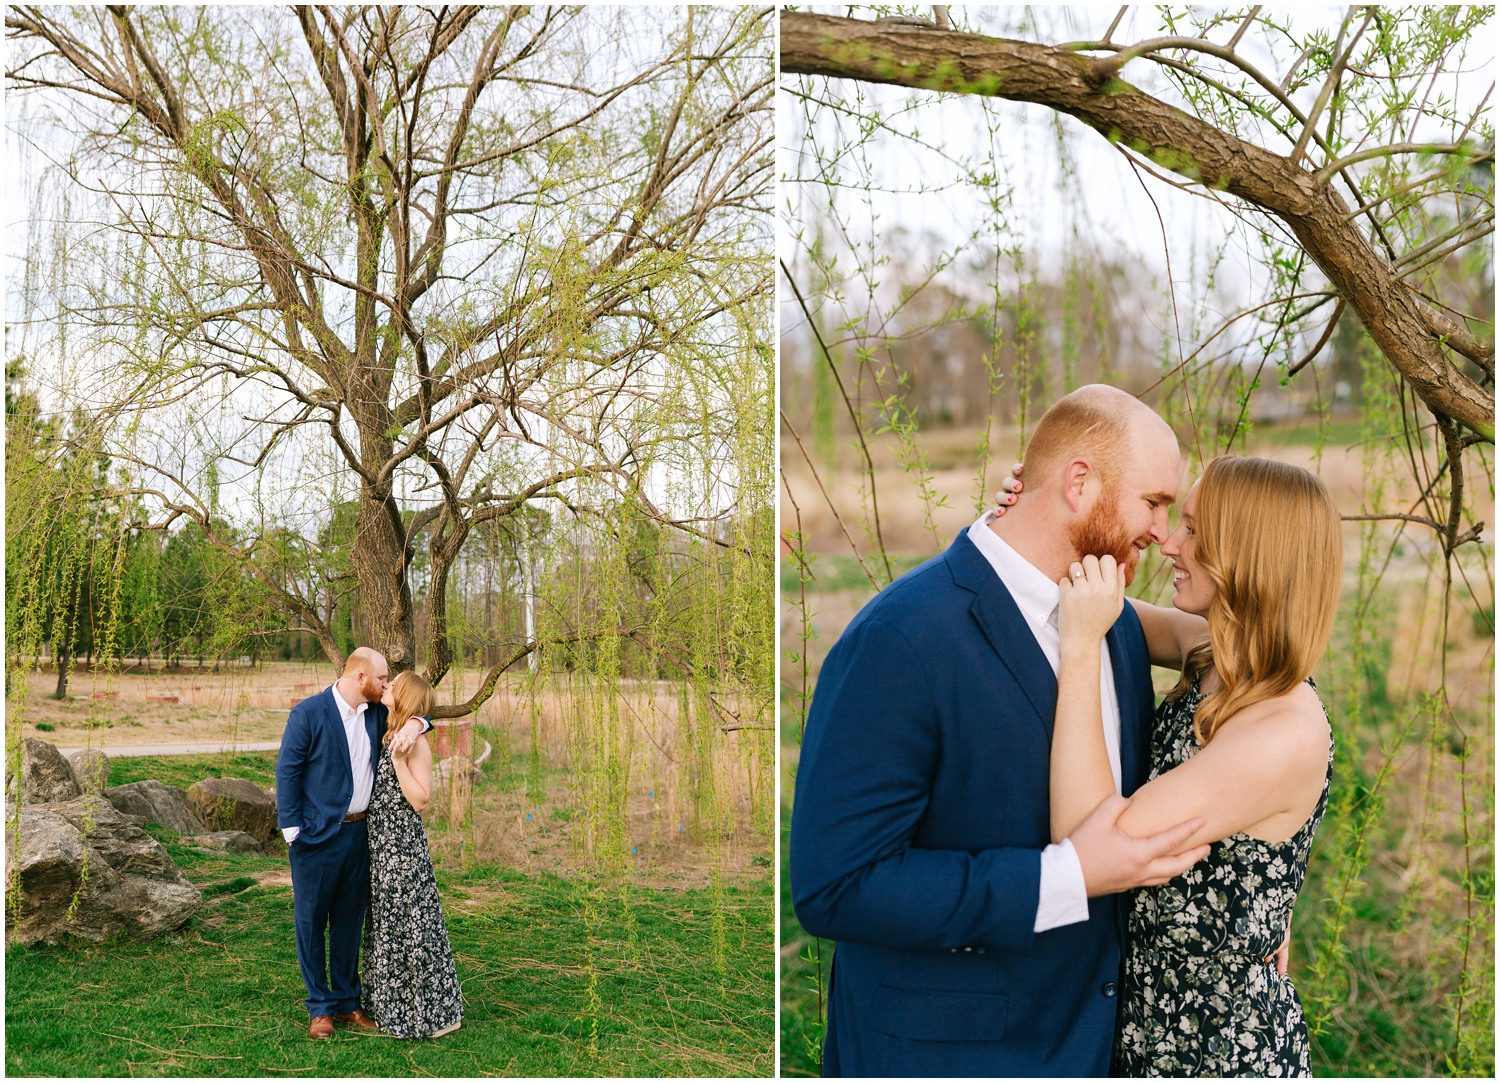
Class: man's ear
1062,457,1097,513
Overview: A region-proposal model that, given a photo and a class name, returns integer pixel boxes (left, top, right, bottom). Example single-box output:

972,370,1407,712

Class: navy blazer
276,687,391,848
790,527,1155,1077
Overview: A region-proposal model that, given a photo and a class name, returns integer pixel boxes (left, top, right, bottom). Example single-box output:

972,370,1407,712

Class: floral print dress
360,747,464,1038
1116,679,1332,1077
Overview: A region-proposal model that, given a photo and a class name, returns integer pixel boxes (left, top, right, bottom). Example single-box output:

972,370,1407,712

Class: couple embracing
791,385,1340,1077
276,648,464,1040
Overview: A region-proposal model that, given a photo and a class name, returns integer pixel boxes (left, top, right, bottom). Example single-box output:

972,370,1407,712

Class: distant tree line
8,359,764,697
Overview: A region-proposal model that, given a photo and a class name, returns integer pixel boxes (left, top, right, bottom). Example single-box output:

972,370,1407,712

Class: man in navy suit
276,646,427,1038
790,385,1210,1076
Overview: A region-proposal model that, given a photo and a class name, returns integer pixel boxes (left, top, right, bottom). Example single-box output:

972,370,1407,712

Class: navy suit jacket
276,688,391,848
790,527,1155,1077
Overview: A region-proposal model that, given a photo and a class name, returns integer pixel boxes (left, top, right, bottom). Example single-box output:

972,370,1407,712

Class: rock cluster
6,740,282,946
8,795,200,945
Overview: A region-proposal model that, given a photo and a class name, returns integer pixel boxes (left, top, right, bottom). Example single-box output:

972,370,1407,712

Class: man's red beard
1068,488,1140,586
358,672,385,703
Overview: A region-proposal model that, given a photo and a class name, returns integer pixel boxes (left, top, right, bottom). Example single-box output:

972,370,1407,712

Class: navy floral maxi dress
360,747,464,1038
1116,679,1332,1077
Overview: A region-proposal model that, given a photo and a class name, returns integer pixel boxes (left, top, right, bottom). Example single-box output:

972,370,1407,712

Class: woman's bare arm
1113,688,1330,848
1050,555,1126,841
392,729,434,812
1127,597,1208,669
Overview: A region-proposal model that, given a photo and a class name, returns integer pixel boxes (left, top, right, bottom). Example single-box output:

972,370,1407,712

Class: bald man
276,647,428,1038
790,385,1209,1076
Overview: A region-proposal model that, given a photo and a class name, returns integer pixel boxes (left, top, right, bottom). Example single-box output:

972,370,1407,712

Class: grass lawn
7,833,774,1076
108,751,280,790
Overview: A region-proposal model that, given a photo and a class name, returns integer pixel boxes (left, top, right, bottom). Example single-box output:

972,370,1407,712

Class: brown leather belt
343,811,367,823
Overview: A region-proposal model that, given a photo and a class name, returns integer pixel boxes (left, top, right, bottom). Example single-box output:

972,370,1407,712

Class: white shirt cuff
282,825,300,844
1034,838,1090,933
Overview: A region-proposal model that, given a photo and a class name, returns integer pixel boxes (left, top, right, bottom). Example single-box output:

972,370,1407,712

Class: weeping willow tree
6,1,774,988
780,5,1491,1076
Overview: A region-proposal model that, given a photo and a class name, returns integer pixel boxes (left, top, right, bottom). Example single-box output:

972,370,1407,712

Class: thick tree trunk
780,12,1495,441
343,370,415,669
351,490,417,674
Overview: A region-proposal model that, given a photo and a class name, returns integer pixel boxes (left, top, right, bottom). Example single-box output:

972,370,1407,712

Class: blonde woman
360,670,463,1039
1012,454,1339,1076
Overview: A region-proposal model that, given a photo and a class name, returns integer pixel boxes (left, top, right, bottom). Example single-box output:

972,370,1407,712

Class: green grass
1293,699,1495,1077
779,793,823,1078
6,841,774,1077
108,752,279,791
778,553,929,596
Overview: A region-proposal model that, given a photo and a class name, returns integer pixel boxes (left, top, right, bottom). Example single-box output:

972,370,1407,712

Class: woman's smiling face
1161,479,1212,617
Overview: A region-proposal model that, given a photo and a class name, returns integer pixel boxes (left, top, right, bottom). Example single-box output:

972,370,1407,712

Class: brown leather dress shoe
308,1015,334,1039
333,1009,378,1030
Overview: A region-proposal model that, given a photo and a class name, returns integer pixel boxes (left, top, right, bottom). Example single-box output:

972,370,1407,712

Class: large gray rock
7,738,82,806
180,831,263,854
44,796,179,879
6,795,200,945
186,778,277,846
66,748,111,795
7,806,122,942
104,780,206,836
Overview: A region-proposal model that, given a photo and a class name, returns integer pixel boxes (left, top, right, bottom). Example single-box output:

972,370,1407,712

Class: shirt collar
968,512,1062,626
330,682,367,724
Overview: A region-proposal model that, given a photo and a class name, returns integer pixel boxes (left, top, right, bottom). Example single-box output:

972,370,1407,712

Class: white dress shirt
281,682,374,845
968,513,1124,933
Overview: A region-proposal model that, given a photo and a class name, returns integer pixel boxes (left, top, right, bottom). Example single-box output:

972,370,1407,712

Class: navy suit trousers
288,819,369,1017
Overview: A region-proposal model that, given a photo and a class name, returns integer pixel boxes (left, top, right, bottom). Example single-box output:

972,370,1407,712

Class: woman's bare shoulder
408,726,433,759
1219,682,1330,761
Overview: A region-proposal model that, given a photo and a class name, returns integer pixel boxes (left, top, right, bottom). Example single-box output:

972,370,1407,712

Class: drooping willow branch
779,11,1495,443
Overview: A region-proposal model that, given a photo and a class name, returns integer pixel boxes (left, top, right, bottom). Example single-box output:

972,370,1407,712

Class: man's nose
1150,507,1171,544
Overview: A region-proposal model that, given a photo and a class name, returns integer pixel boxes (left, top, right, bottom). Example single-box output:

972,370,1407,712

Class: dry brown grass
782,425,1494,558
8,660,333,746
430,674,772,891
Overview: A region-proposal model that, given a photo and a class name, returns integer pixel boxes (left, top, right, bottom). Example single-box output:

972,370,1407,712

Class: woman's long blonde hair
1166,455,1343,744
383,670,435,747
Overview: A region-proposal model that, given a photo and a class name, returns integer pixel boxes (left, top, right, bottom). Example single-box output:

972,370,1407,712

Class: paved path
56,741,282,758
